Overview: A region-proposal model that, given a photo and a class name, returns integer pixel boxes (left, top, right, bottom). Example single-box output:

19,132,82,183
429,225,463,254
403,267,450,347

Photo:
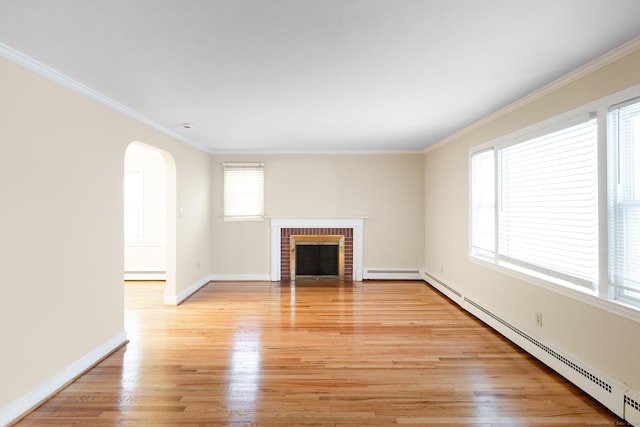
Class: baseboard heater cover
423,271,636,423
363,268,420,280
124,270,166,274
124,271,166,280
625,390,640,426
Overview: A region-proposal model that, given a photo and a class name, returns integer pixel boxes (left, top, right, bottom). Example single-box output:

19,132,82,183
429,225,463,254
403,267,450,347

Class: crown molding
0,42,212,154
424,35,640,154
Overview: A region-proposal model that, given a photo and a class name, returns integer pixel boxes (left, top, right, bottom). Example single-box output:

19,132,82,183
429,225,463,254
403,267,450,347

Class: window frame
608,96,640,307
124,168,144,242
223,162,265,221
468,83,640,318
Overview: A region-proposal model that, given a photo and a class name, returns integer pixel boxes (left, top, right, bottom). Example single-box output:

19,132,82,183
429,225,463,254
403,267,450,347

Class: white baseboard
423,270,637,423
164,275,212,305
363,268,421,280
209,274,271,282
0,332,127,426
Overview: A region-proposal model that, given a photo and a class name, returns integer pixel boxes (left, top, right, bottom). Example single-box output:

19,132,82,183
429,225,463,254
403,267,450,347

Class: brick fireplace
281,228,352,280
270,218,364,281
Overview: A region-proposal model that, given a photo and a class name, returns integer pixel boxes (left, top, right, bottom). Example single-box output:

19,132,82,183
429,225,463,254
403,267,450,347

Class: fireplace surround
270,218,364,281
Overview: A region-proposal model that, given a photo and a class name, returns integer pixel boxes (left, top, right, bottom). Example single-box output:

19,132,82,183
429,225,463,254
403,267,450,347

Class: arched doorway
124,141,177,303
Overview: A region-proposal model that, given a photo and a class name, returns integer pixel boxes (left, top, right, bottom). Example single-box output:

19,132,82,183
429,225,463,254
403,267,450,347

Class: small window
124,169,143,241
608,97,640,305
223,163,264,221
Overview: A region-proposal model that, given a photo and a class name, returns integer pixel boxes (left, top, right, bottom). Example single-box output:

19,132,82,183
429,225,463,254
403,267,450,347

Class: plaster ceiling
1,0,640,153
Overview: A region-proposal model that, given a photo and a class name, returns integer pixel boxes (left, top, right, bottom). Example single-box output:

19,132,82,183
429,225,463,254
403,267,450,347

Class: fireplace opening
290,234,345,280
296,244,339,276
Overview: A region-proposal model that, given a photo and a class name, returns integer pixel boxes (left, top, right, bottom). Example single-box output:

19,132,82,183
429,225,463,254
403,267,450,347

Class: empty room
1,1,640,426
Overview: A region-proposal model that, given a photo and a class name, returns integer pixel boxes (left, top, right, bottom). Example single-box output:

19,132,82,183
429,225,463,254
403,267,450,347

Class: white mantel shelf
270,218,364,281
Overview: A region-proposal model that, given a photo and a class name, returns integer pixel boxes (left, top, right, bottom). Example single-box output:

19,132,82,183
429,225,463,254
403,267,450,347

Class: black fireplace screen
295,244,339,276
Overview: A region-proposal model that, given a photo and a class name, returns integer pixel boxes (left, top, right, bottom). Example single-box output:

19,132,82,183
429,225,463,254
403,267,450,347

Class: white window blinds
608,98,640,302
223,163,264,220
497,117,598,287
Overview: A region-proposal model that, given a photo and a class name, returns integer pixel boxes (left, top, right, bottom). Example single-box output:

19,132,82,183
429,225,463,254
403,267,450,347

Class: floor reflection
290,284,296,325
227,329,261,423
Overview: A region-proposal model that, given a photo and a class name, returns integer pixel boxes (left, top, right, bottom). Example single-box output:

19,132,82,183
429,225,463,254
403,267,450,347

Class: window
223,163,264,220
471,149,495,258
609,98,640,304
471,115,599,290
469,87,640,311
124,169,143,241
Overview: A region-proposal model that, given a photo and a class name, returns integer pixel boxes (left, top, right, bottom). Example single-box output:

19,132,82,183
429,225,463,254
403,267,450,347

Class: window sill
469,254,640,324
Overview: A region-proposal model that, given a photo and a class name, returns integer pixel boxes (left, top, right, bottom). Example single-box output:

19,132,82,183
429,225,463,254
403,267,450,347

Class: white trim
164,275,211,305
0,42,211,154
362,268,421,280
209,274,271,282
0,332,127,426
212,148,425,155
270,218,364,282
427,35,640,154
467,84,640,156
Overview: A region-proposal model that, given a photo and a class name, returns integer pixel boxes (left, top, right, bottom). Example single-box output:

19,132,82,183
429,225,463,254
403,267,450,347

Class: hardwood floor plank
15,280,626,426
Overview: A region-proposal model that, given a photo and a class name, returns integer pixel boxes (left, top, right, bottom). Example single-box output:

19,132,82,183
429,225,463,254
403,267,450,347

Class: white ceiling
1,1,640,153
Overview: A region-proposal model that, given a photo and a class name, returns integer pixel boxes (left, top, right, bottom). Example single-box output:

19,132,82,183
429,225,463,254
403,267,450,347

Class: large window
471,88,640,310
471,116,598,289
223,163,264,221
609,98,640,304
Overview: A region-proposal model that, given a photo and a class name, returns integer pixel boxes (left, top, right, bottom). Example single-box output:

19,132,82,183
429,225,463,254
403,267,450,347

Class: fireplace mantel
270,218,364,281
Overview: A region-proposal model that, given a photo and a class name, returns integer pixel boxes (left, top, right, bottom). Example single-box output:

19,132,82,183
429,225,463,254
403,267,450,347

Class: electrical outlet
535,311,543,327
440,264,444,273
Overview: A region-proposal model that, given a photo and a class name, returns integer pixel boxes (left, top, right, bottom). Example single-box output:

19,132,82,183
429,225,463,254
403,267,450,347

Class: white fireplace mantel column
270,218,364,281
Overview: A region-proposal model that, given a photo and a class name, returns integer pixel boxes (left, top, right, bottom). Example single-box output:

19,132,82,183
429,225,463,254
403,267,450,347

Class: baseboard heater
423,271,639,425
124,271,166,280
363,268,420,280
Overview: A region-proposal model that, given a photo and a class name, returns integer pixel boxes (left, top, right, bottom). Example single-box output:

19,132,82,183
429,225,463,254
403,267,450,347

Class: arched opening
124,141,177,303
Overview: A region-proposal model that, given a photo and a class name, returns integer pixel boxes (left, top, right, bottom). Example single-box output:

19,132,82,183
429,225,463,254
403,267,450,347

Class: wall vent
626,394,640,411
363,268,420,280
625,392,640,426
464,297,612,394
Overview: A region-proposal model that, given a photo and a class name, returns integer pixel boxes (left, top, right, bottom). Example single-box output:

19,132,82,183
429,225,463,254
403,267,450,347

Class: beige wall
210,153,425,276
0,57,211,411
423,49,640,390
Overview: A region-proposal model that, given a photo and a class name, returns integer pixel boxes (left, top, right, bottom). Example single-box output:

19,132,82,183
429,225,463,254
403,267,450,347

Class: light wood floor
17,280,625,426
